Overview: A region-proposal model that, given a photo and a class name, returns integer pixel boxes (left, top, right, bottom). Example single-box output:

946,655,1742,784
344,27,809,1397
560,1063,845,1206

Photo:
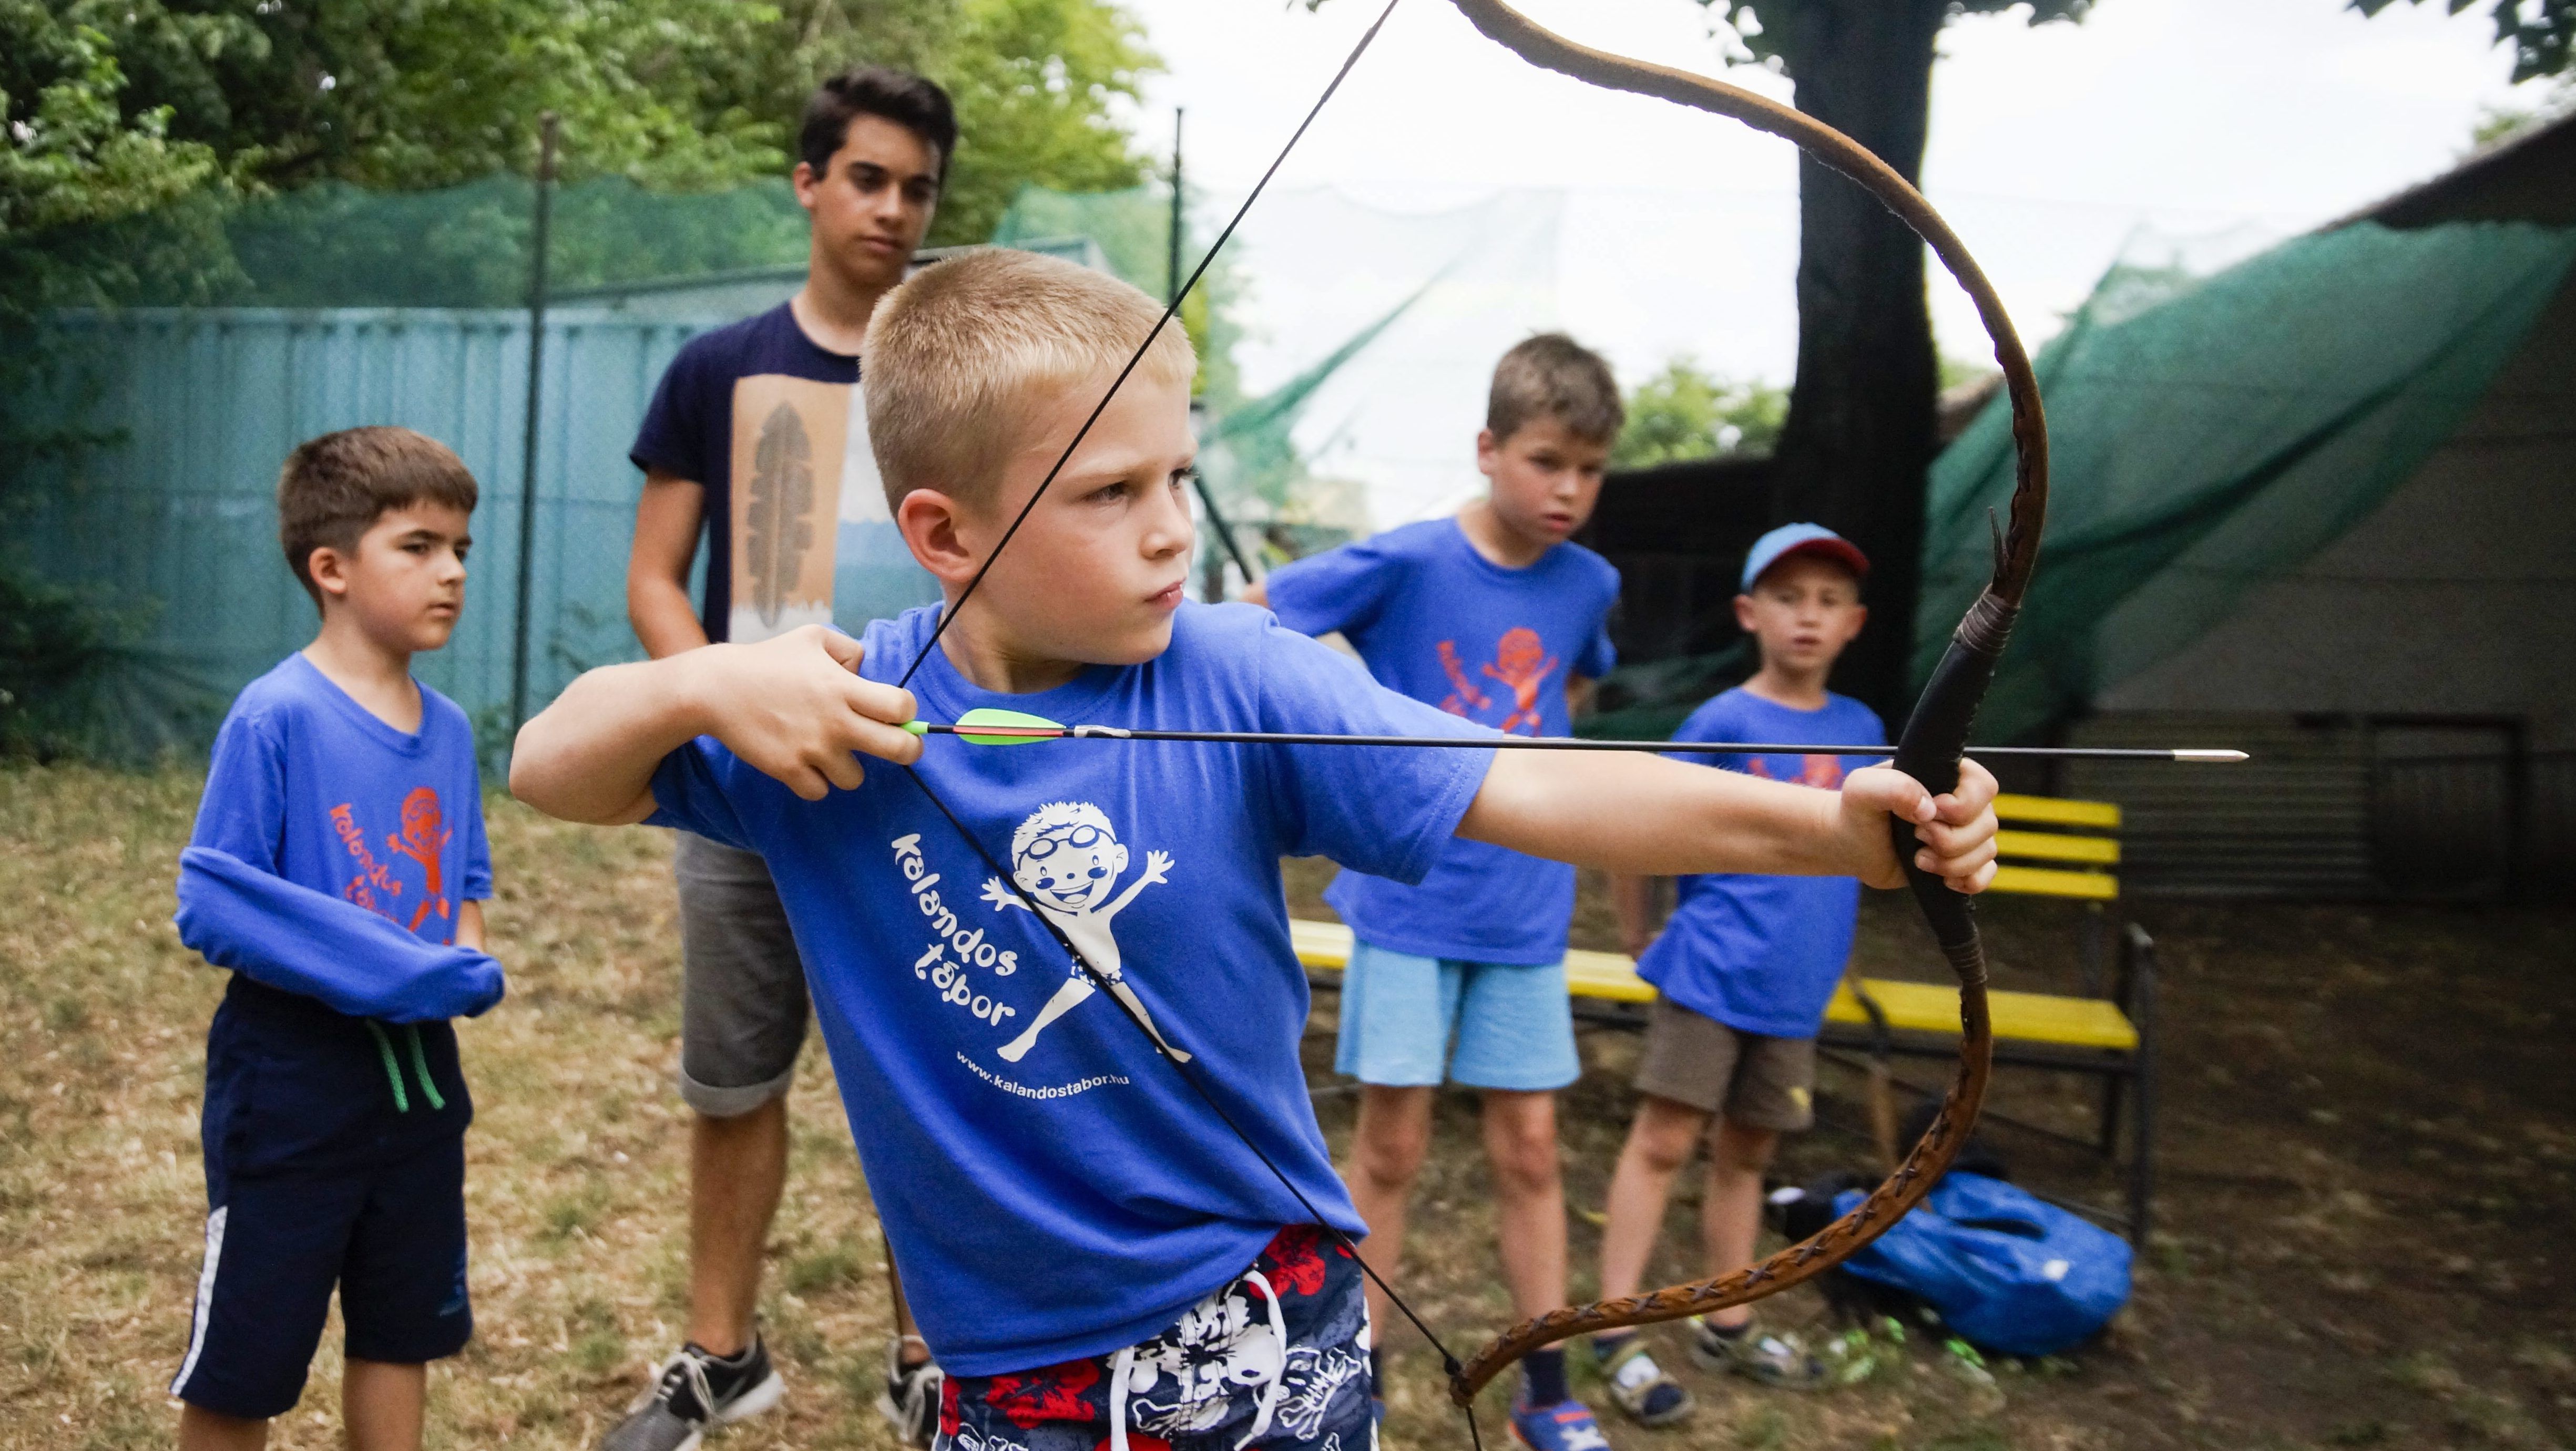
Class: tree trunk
1766,0,1946,717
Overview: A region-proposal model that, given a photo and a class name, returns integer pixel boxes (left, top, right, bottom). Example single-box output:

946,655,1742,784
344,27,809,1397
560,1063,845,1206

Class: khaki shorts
1633,997,1817,1131
673,832,810,1117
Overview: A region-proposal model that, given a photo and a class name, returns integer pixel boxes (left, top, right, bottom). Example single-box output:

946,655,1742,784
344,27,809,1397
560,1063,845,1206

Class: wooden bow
1437,0,2051,1407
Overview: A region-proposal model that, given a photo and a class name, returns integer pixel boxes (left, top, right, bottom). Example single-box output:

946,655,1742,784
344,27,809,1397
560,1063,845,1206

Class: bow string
887,0,2051,1430
1436,0,2048,1405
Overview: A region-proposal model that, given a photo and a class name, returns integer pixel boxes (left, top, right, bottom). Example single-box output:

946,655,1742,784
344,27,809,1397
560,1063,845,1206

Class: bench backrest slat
1990,792,2121,901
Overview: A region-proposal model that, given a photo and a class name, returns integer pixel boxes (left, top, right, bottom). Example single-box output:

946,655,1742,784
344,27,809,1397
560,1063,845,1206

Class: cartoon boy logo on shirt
1435,627,1559,735
327,786,454,937
981,801,1186,1064
386,786,453,932
1746,755,1846,790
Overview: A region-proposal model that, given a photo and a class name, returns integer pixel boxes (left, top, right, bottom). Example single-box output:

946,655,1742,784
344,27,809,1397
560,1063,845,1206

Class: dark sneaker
1591,1334,1695,1427
1509,1394,1616,1451
1687,1317,1826,1390
876,1335,944,1449
600,1337,786,1451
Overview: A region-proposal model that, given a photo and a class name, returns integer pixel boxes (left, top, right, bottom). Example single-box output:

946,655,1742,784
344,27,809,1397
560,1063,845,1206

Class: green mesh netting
190,176,814,308
988,183,1551,571
1921,220,2576,741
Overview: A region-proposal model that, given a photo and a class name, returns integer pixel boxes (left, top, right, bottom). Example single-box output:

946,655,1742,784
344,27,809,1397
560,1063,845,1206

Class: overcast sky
1115,0,2550,395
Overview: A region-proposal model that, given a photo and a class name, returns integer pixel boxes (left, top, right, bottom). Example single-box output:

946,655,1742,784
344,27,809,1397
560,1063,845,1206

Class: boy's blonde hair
866,248,1197,510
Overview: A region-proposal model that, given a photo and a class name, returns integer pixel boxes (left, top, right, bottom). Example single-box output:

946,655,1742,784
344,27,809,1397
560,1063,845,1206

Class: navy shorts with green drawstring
171,975,475,1420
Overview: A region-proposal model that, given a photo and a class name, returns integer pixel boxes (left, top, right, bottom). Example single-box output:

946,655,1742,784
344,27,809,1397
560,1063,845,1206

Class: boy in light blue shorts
1253,334,1626,1449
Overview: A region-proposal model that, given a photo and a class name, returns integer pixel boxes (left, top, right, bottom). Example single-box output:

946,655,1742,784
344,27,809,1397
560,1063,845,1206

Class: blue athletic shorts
171,979,475,1420
1332,940,1580,1092
937,1226,1374,1451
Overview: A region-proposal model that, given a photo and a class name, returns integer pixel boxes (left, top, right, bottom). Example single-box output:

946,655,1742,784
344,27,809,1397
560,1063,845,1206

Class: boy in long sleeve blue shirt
170,427,505,1450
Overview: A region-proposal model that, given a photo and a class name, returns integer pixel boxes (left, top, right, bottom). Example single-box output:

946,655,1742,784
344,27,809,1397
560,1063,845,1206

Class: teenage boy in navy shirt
170,427,506,1450
1248,333,1624,1447
619,65,951,1448
1587,524,1885,1426
511,251,2000,1451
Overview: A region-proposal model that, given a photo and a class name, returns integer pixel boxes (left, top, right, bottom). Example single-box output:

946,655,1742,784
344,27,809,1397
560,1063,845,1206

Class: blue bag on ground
1831,1172,2131,1356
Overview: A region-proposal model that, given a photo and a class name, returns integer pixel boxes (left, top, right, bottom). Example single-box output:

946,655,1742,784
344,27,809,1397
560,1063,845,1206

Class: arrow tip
2176,749,2250,762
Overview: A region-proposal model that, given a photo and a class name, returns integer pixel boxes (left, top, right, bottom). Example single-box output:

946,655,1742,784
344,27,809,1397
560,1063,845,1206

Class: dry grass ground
2,763,2570,1450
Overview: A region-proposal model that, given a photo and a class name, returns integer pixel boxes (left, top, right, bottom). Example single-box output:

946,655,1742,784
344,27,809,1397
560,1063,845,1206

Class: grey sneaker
876,1335,945,1448
1687,1317,1825,1390
601,1337,785,1451
1593,1333,1696,1427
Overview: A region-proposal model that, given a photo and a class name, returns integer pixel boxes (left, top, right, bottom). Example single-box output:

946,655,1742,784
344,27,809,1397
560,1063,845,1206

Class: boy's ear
306,545,354,601
1732,592,1759,633
895,487,980,585
1474,427,1500,476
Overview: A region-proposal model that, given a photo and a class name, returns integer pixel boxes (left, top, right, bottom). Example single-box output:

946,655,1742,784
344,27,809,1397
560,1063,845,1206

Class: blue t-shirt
630,303,939,644
1264,518,1618,964
644,601,1494,1374
190,653,494,945
1635,687,1885,1039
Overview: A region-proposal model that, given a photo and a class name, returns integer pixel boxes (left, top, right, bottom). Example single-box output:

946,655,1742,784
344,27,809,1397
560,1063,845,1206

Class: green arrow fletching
953,707,1068,746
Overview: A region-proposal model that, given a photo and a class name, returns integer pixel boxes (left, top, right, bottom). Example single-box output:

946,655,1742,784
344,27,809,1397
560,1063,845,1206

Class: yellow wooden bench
1294,792,2160,1240
1293,917,2138,1053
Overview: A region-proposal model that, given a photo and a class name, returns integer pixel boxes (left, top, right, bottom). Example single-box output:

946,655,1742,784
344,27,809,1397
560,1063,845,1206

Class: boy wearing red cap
1588,523,1882,1423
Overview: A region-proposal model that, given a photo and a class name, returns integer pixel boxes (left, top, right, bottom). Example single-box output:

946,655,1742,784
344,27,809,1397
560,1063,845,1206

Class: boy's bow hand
1837,759,2000,893
680,625,922,800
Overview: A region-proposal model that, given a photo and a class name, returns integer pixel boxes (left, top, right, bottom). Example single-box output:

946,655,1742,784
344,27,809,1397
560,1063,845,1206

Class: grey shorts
1633,997,1817,1131
674,832,811,1117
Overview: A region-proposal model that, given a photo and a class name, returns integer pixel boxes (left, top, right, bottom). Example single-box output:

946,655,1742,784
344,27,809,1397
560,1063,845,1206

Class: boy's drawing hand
982,877,1030,911
1140,850,1173,886
684,625,920,801
1837,759,2000,893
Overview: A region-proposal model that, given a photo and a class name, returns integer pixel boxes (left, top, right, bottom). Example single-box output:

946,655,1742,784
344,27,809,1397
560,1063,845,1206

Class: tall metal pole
1168,107,1258,595
510,111,559,731
1167,107,1185,306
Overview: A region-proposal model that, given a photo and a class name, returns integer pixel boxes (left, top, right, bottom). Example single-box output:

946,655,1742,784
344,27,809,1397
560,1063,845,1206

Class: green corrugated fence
21,307,714,748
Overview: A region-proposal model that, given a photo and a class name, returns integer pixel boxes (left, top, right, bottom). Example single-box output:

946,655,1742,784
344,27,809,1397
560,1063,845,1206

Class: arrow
903,708,2247,761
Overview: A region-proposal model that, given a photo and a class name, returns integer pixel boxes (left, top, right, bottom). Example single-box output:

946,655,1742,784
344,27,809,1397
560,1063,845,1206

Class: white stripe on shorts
169,1205,228,1396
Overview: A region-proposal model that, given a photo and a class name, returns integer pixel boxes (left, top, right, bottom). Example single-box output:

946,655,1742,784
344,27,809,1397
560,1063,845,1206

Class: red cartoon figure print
984,1358,1101,1429
1435,640,1493,716
1481,627,1560,735
1745,755,1846,789
1260,1224,1331,1296
386,786,453,932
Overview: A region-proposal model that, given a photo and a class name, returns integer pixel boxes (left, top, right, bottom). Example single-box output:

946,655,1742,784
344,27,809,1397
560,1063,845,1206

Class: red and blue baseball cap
1741,522,1870,592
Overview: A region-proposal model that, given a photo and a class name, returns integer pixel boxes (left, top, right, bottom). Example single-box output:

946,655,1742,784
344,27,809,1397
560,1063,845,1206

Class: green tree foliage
936,0,1161,246
1611,357,1787,470
0,0,1157,756
2472,75,2574,143
2351,0,2574,83
1700,0,2092,66
2,0,1156,313
0,6,227,315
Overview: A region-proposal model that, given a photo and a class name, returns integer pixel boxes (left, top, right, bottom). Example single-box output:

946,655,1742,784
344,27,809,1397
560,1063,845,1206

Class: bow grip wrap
1888,586,2019,980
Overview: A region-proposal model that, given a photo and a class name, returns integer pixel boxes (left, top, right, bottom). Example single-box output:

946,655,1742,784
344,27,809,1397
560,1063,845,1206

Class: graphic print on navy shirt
629,302,939,643
643,602,1494,1377
1262,517,1619,964
192,653,493,949
1635,686,1886,1039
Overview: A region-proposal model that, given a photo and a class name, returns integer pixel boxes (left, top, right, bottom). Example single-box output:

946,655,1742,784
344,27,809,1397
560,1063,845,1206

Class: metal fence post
509,111,560,732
